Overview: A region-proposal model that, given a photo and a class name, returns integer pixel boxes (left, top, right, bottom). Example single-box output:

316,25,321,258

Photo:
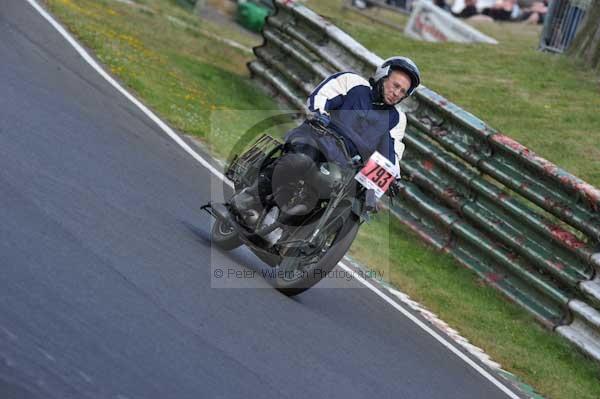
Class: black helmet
372,56,421,97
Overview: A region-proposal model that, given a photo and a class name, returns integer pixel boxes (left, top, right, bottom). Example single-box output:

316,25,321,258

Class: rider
296,56,419,175
235,56,421,220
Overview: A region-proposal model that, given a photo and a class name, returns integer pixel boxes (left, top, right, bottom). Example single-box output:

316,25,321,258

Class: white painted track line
25,1,521,398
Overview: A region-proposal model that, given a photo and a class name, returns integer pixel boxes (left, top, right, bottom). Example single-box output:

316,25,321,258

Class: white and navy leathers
285,72,406,173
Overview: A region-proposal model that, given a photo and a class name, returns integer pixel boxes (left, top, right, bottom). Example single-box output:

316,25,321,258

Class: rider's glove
312,112,331,127
388,178,402,198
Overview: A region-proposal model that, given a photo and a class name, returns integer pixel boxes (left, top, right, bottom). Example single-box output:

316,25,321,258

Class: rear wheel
211,218,242,251
270,214,360,296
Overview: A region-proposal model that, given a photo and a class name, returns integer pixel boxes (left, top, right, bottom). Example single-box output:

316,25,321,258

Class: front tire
271,215,360,296
211,218,242,250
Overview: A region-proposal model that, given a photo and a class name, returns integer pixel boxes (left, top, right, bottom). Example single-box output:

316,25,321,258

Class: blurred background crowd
353,0,549,24
434,0,549,24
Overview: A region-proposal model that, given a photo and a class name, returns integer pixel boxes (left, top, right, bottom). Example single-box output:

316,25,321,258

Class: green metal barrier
248,0,600,361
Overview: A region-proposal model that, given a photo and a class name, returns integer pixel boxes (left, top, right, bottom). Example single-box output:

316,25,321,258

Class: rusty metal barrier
248,0,600,361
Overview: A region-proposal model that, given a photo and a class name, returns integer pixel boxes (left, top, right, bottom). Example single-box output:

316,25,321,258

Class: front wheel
211,218,242,251
270,215,360,296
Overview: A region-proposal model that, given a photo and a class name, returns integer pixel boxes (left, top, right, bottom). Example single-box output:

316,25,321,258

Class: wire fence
539,0,591,53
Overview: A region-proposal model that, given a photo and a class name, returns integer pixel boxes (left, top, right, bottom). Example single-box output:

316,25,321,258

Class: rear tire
271,214,360,296
211,218,242,251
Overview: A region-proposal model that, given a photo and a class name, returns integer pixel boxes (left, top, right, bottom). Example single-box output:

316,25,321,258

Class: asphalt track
0,2,525,398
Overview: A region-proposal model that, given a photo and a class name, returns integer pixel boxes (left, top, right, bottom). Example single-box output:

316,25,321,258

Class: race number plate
354,151,398,198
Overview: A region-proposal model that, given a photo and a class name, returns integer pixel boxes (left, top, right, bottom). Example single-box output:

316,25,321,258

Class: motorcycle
202,122,397,296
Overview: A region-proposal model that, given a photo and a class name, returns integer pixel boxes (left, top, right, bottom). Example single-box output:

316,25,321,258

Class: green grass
44,0,278,159
43,0,600,398
307,1,600,186
350,213,600,397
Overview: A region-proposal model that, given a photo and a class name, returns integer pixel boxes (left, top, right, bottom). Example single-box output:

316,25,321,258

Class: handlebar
307,118,363,169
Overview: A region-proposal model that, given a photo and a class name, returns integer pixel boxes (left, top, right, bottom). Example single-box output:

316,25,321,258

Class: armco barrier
248,0,600,361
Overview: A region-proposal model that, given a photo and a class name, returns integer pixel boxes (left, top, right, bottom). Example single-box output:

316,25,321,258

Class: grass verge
350,213,600,398
43,0,600,397
44,0,281,160
308,0,600,186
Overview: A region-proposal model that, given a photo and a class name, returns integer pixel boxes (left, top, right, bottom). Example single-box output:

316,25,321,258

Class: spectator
387,0,411,9
481,0,521,21
517,0,548,24
353,0,368,9
433,0,453,12
453,0,480,18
